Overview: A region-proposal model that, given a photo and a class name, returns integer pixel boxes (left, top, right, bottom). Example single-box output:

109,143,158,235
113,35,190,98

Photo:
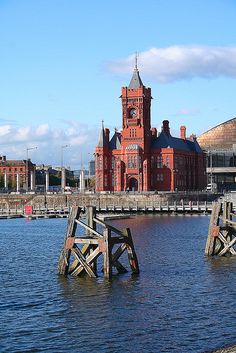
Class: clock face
129,108,137,118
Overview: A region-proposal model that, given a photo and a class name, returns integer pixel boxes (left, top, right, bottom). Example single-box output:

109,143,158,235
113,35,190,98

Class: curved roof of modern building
197,117,236,151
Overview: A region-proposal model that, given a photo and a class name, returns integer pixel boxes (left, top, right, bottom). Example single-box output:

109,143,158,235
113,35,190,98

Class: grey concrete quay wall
0,192,220,210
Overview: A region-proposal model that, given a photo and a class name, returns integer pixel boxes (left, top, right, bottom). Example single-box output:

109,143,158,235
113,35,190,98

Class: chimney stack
162,120,170,136
180,126,186,139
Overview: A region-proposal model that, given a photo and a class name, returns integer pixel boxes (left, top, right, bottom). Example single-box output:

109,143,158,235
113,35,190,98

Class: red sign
24,205,33,215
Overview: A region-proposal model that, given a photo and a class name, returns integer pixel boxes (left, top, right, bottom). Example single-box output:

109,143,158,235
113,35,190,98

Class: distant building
73,169,89,178
95,64,206,192
89,160,95,177
35,165,76,191
198,117,236,191
0,155,36,191
53,166,74,179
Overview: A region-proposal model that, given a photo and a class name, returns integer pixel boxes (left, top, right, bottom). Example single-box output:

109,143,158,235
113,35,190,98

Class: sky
0,0,236,169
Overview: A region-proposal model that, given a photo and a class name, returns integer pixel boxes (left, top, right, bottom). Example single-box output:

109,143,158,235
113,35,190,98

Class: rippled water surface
1,214,236,353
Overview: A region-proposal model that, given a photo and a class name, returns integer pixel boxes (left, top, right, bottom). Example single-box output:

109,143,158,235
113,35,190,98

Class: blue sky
0,0,236,168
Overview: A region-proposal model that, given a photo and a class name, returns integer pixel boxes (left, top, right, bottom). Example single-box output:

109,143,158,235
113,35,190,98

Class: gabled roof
151,131,203,153
128,68,143,89
109,131,121,150
97,128,108,148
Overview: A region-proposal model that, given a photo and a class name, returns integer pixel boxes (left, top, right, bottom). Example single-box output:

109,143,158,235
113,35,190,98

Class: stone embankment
0,192,220,210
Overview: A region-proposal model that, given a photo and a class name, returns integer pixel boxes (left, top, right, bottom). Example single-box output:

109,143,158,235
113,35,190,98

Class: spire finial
135,52,139,70
102,120,104,129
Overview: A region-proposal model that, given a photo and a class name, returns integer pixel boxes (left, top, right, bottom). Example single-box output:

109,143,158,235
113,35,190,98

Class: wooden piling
58,206,81,275
58,205,139,278
205,201,236,257
205,202,221,256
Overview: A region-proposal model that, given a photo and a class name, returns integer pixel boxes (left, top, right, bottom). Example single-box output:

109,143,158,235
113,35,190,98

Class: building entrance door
129,177,138,191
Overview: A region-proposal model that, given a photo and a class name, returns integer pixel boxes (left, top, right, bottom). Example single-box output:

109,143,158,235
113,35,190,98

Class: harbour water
1,214,236,353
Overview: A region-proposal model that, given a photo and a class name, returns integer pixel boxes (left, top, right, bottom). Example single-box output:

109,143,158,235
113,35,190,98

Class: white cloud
35,123,49,136
69,135,88,146
108,46,236,83
66,127,77,137
0,125,11,136
0,121,99,169
14,127,31,141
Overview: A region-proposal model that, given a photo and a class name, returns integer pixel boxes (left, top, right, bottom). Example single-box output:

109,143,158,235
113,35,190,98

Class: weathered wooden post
205,201,236,257
123,228,139,274
103,228,112,279
86,206,97,274
58,207,81,275
205,202,221,256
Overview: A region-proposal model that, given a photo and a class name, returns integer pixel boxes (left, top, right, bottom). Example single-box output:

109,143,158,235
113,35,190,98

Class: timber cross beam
58,206,139,279
205,201,236,257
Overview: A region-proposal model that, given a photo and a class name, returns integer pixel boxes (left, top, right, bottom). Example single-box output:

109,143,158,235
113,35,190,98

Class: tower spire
135,52,138,70
97,120,108,147
128,52,143,89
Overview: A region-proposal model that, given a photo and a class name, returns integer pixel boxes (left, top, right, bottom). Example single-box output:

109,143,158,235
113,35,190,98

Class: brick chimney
162,120,170,136
180,126,186,139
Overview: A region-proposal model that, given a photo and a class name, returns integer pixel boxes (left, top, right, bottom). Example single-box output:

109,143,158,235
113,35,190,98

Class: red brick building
95,65,206,192
0,155,36,191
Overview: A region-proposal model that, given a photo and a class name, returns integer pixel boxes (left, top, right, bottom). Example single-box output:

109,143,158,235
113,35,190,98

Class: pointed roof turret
97,120,108,147
109,129,121,150
128,53,144,89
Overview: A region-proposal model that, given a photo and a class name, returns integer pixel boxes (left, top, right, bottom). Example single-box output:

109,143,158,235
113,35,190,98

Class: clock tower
121,60,152,153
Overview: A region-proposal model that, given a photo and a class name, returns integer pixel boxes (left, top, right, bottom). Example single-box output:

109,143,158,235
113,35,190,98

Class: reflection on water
1,215,236,352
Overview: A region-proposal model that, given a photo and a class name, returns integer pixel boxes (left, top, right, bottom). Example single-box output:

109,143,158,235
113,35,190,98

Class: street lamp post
26,146,37,192
87,152,91,190
207,150,213,192
61,145,69,170
61,145,69,192
210,151,213,192
88,153,91,180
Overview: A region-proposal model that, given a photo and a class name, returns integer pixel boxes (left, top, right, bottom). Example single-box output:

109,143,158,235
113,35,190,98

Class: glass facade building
207,150,236,191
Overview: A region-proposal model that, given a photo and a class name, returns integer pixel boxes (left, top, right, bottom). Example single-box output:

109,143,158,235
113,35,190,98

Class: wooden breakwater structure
205,201,236,256
58,206,139,279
